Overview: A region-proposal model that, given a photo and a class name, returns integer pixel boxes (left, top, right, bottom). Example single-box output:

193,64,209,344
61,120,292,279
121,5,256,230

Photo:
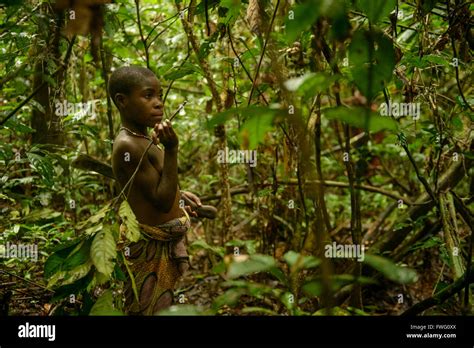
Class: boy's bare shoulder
112,134,147,165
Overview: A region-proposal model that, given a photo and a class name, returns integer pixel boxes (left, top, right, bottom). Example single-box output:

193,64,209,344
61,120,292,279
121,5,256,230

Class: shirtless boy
109,66,201,315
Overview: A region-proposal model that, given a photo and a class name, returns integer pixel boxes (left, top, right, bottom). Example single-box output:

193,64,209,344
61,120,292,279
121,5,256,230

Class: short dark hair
108,66,156,107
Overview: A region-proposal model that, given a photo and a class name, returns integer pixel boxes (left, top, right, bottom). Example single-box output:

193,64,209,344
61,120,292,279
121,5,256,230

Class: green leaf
119,200,140,242
225,239,258,255
356,0,396,23
303,274,377,297
239,110,277,149
285,1,320,43
227,254,277,279
90,227,117,277
280,291,295,311
44,240,82,279
313,306,351,316
89,290,124,316
212,287,247,309
61,238,93,271
76,202,111,230
163,63,200,80
283,250,320,270
26,152,55,187
363,254,419,284
285,73,338,100
349,30,395,100
220,0,241,24
4,118,35,134
189,239,225,258
23,208,62,221
324,106,398,132
50,271,93,303
61,260,93,286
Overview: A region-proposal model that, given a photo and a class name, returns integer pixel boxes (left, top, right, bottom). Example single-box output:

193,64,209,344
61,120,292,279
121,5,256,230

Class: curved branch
401,268,474,316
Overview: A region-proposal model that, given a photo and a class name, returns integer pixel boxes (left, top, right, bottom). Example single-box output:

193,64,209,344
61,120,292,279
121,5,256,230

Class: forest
0,0,473,317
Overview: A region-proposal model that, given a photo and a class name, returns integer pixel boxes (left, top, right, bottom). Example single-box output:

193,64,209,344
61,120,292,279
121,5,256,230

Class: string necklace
120,126,152,141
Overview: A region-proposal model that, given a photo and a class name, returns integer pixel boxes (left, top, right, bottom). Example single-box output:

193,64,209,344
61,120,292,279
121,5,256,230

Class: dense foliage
0,0,472,316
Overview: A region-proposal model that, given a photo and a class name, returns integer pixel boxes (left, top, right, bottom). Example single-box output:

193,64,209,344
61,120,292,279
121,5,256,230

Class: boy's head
108,66,164,128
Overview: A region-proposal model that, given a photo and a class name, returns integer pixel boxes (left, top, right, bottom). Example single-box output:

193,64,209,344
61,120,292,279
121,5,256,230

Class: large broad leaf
47,260,93,288
26,152,55,187
363,254,419,284
76,202,111,231
285,1,320,43
324,106,398,132
207,106,280,149
44,240,82,279
119,200,140,242
356,0,396,23
227,254,277,279
220,0,242,24
349,30,396,101
284,73,339,101
90,227,117,277
239,111,276,149
62,237,93,271
60,260,93,286
89,290,124,316
283,251,320,271
50,271,94,303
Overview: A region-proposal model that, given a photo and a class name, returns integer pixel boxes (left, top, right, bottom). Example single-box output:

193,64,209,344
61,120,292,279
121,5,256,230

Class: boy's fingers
187,192,202,206
152,132,158,145
185,206,197,217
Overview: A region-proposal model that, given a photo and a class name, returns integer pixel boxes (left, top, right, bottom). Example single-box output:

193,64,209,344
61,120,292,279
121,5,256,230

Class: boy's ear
115,93,127,109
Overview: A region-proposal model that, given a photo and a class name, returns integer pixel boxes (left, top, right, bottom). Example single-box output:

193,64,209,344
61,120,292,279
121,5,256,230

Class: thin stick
0,270,53,293
168,100,187,121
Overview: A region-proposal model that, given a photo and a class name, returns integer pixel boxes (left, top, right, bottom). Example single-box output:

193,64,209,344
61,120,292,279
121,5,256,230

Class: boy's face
118,75,164,128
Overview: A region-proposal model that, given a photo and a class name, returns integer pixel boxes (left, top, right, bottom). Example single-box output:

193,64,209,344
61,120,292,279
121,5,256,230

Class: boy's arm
113,140,178,212
113,138,178,213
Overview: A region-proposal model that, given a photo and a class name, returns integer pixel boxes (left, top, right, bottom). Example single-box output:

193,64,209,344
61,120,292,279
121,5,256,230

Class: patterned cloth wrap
122,212,191,315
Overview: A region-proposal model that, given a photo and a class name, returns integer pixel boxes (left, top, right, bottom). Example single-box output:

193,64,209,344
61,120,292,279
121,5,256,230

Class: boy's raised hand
153,120,178,149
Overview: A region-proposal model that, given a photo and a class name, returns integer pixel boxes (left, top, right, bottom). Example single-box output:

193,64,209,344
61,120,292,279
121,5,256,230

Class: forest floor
0,219,465,316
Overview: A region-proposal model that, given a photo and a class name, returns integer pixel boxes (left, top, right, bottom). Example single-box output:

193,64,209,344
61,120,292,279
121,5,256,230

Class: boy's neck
121,120,148,136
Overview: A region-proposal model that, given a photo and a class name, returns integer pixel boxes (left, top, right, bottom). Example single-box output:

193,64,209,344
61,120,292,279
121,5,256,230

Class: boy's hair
108,66,156,108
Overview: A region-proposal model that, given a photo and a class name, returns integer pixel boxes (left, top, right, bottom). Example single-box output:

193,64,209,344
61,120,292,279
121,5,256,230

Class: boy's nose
153,98,163,108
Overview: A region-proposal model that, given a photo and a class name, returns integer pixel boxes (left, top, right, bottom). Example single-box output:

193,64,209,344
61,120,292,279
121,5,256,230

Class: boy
110,66,201,315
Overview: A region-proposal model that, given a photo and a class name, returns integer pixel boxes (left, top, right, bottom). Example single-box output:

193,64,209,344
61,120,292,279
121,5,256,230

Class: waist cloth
121,210,191,315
